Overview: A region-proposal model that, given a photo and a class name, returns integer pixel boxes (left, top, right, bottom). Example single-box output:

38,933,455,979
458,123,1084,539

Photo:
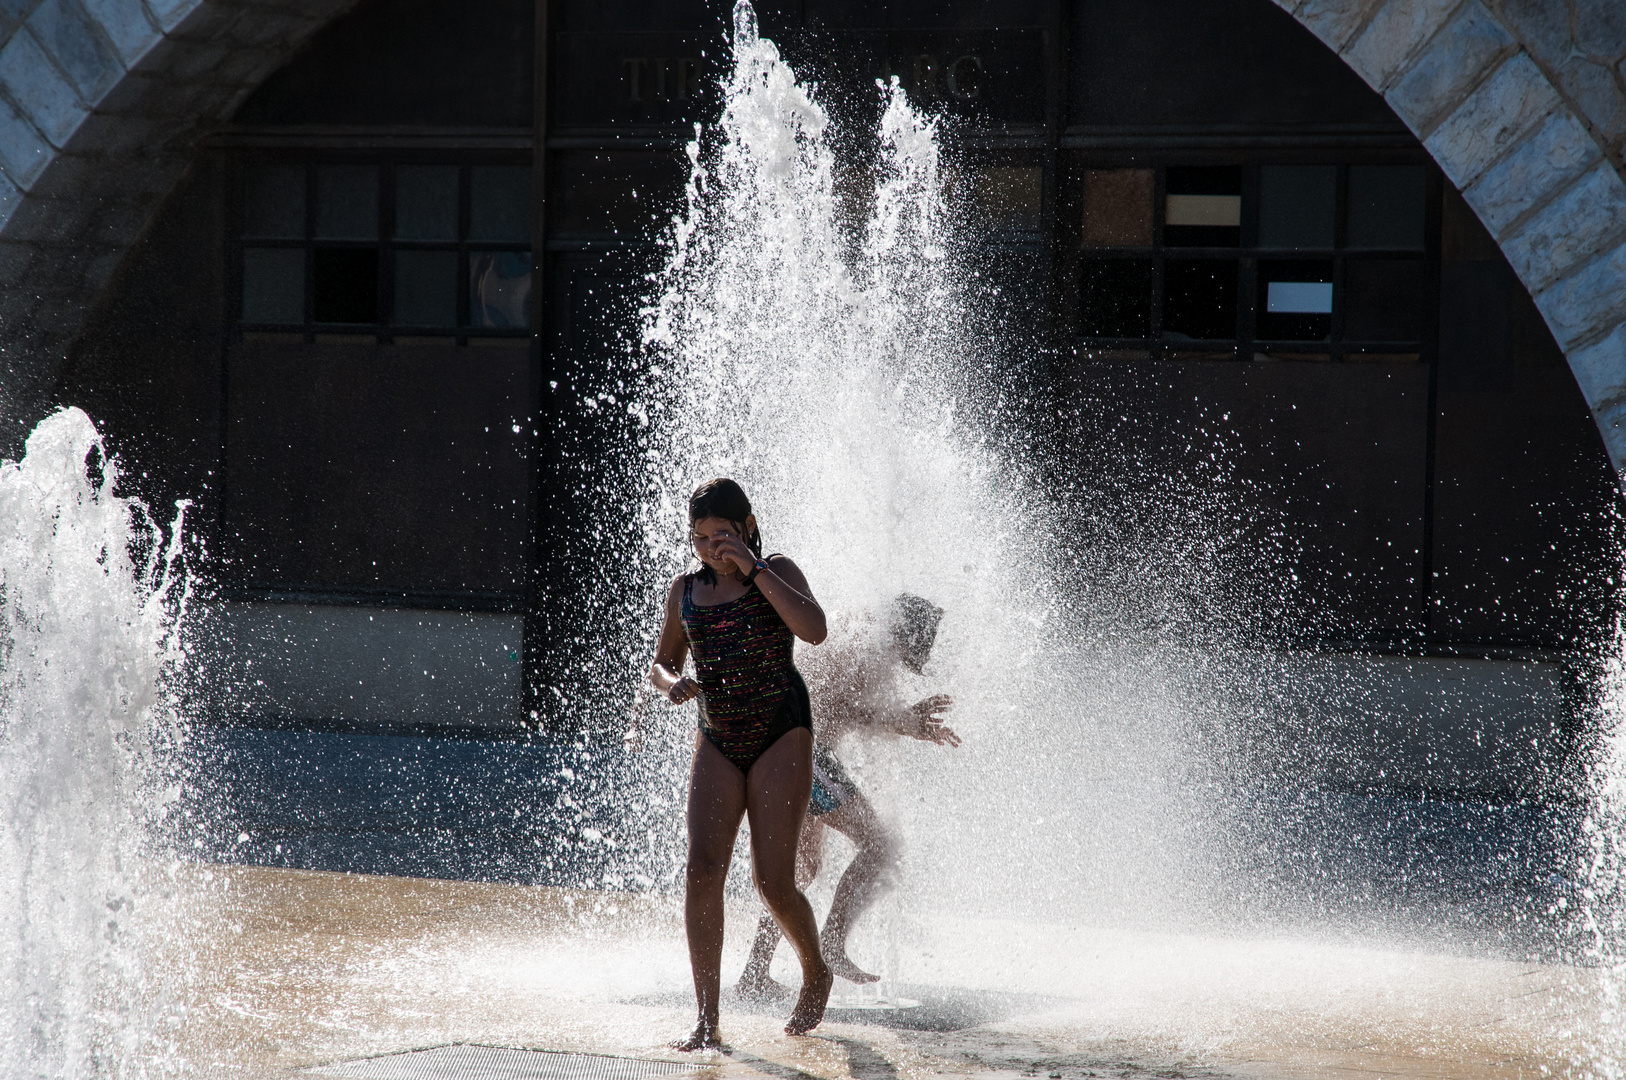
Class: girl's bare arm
752,555,827,643
710,534,828,644
650,575,699,703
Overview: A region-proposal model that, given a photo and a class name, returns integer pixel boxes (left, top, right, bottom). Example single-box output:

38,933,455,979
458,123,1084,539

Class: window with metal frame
234,157,533,343
1074,161,1433,363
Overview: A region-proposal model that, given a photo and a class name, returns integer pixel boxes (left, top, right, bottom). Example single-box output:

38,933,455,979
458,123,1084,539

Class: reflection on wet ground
170,864,1590,1080
169,726,1597,1078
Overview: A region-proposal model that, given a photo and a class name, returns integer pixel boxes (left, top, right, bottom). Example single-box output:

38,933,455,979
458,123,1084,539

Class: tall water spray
642,0,982,611
628,0,1237,948
0,407,190,1078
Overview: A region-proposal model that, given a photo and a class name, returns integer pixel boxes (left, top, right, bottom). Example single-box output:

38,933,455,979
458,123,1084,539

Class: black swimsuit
680,568,812,774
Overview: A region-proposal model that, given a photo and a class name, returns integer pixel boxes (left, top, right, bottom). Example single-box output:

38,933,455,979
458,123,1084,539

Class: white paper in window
1266,281,1333,314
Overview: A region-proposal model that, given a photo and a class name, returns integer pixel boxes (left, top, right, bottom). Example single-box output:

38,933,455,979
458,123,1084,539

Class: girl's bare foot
735,971,792,1003
822,944,880,985
784,964,833,1035
670,1020,725,1051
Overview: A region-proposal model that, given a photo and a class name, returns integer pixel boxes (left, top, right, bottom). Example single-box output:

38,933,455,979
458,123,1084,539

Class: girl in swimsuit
649,477,833,1048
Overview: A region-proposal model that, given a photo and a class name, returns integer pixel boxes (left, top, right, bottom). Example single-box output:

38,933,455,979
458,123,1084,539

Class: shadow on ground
626,985,1067,1033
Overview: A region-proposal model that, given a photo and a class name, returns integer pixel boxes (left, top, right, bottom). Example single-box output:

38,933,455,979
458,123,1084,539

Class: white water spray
631,2,1238,963
0,407,191,1078
1575,620,1626,1078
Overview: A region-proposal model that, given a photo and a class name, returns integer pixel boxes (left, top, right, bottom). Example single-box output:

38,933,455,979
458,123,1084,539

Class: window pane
1259,165,1336,249
313,248,379,323
244,164,304,239
1165,166,1240,247
1344,258,1424,340
971,166,1042,231
1163,259,1237,340
469,166,531,242
396,165,459,240
1347,165,1425,250
394,250,457,326
469,250,531,328
315,164,378,240
242,247,304,323
1079,257,1152,336
1081,168,1152,247
1258,258,1333,341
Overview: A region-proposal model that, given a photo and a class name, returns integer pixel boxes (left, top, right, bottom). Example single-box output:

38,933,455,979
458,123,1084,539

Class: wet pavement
170,863,1596,1080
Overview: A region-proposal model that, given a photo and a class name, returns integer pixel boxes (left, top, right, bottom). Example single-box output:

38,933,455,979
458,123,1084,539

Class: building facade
10,0,1624,791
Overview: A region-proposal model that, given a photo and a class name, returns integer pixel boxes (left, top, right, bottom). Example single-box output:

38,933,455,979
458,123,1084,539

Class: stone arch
1,0,1625,474
0,0,360,450
1273,0,1626,474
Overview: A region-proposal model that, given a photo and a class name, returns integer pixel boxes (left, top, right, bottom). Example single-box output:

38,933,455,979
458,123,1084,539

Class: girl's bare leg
738,816,823,1000
745,727,832,1035
818,794,895,984
673,734,747,1051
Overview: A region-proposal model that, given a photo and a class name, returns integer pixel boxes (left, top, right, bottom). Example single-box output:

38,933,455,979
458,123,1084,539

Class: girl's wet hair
891,593,944,674
689,477,763,585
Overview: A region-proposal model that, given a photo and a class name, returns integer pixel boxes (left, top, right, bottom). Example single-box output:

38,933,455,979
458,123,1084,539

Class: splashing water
1,3,1623,1074
629,0,1244,958
617,10,1626,1038
0,407,191,1078
1576,618,1626,1078
643,11,969,610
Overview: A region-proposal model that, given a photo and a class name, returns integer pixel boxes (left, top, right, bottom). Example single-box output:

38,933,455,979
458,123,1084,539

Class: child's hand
711,530,758,577
907,694,959,746
668,676,701,705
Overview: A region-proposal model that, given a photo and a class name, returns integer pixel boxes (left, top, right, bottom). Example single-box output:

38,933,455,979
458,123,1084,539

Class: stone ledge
1567,320,1626,417
0,92,50,185
0,28,90,149
1346,0,1462,92
1289,0,1387,54
29,0,126,104
1485,0,1573,75
80,0,162,67
1384,2,1516,137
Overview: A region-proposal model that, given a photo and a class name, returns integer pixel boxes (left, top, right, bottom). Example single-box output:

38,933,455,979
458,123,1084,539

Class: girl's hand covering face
692,518,758,577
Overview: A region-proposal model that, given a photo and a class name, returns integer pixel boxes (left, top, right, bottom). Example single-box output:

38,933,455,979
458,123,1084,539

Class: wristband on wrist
742,558,767,586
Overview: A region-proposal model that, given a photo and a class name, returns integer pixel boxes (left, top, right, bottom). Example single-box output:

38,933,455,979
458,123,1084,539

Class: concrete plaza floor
172,863,1600,1080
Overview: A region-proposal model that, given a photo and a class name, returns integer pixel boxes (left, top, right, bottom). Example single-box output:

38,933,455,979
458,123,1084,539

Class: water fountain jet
0,406,191,1079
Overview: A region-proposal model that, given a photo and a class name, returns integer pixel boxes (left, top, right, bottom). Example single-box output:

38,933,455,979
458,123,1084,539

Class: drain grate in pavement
309,1045,706,1080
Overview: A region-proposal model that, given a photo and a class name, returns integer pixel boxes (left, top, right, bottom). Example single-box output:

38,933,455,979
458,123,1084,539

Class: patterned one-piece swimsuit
681,571,811,774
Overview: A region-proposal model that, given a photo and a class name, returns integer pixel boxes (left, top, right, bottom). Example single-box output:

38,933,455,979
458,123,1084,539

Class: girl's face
691,514,752,573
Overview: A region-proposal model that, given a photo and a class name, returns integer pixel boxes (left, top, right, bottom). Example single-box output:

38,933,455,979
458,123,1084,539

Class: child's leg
674,734,747,1050
738,817,823,998
819,794,896,983
745,728,831,1035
